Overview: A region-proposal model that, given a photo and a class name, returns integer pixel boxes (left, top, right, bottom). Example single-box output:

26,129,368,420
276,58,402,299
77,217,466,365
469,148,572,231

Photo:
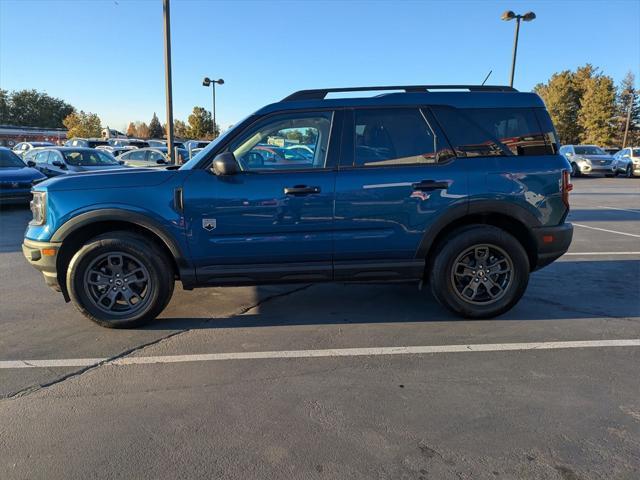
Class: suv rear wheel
429,225,529,319
66,232,174,328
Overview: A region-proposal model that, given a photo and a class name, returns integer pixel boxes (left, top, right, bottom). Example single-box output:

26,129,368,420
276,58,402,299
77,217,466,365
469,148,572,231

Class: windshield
575,146,606,155
0,149,26,168
63,150,120,166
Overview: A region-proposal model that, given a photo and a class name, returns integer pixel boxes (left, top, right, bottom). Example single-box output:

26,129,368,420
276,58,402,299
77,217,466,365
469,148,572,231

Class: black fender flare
52,209,196,285
415,200,541,259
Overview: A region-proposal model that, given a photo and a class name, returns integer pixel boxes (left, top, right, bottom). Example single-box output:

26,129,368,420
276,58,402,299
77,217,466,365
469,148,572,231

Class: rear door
333,107,467,280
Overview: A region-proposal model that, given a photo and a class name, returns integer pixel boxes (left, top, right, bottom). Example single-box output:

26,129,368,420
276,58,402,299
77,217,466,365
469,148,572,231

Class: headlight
29,191,47,226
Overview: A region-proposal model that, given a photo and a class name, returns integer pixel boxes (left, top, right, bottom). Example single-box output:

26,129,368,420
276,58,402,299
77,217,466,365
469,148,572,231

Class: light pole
202,77,224,138
163,0,175,163
501,10,536,87
622,89,634,148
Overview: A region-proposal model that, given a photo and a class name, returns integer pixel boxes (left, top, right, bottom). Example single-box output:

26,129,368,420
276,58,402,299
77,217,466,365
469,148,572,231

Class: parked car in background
96,145,134,157
108,138,150,149
185,140,209,153
603,147,620,155
31,147,126,178
147,140,186,149
119,147,189,167
0,147,47,205
12,142,54,158
65,138,109,149
613,147,640,177
559,145,615,177
23,84,573,328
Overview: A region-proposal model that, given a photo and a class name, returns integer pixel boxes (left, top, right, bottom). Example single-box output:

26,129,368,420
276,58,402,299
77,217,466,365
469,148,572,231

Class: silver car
559,145,616,177
613,147,640,177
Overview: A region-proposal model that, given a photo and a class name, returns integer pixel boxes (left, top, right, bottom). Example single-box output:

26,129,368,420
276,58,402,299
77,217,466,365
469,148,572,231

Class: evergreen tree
174,120,188,138
577,74,616,146
187,107,213,139
534,71,581,144
615,71,640,146
148,112,164,139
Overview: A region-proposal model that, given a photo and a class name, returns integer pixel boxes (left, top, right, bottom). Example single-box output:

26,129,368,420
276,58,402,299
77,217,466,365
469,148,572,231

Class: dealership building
0,125,67,147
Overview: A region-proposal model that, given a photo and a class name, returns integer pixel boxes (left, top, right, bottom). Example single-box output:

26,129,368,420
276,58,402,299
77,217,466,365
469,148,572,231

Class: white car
612,147,640,177
559,145,616,177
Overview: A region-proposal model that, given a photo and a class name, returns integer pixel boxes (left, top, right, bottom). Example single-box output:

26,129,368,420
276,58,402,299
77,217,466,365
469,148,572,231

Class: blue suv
23,85,573,328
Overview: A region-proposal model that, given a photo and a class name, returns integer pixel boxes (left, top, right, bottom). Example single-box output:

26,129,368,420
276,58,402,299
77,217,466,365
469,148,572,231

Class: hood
71,164,125,172
0,166,46,182
36,168,180,192
580,154,613,162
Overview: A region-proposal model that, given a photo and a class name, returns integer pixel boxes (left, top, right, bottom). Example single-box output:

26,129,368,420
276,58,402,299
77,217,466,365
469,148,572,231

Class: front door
183,110,341,285
333,107,467,280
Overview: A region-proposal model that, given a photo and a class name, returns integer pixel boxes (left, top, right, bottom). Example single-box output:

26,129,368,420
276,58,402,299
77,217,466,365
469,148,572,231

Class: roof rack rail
282,85,517,102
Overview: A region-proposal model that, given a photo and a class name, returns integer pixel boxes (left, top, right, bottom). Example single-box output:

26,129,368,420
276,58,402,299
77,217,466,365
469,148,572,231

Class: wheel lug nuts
109,279,113,283
475,278,479,282
112,287,117,291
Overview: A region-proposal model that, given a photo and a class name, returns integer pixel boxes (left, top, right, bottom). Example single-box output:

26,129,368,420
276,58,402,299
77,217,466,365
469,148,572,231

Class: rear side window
353,108,453,167
431,106,555,157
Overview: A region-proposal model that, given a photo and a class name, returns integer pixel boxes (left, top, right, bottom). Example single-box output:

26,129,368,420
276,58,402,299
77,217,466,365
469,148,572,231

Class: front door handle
284,185,321,196
412,180,450,191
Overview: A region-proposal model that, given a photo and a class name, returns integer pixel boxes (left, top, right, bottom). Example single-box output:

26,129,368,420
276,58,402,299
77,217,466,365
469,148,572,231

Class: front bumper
532,222,573,270
0,190,32,205
22,238,63,294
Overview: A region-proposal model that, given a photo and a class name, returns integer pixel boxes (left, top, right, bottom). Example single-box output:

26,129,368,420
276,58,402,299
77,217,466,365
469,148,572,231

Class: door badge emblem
202,219,217,231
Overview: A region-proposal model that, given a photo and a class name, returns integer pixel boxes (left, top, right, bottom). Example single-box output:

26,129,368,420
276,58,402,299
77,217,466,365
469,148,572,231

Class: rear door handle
284,185,321,196
412,180,450,191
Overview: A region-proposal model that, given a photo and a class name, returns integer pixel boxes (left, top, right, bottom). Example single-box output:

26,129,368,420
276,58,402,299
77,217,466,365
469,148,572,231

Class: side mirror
52,160,66,168
27,160,36,167
156,159,167,165
212,152,240,176
118,160,125,165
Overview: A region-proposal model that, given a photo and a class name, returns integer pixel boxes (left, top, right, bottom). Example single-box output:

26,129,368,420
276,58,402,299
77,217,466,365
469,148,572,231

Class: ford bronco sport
23,85,573,328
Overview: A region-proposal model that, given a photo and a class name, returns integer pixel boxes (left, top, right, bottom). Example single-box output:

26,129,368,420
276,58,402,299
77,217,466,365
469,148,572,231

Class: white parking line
1,339,638,369
564,252,640,256
573,223,640,238
596,206,640,214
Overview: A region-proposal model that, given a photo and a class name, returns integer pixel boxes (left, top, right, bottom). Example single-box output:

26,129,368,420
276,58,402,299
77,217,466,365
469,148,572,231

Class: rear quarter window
430,106,556,157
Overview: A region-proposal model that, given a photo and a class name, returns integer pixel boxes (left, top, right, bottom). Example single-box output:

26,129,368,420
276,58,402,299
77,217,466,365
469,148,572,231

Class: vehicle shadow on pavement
568,209,640,222
0,204,31,253
148,259,640,330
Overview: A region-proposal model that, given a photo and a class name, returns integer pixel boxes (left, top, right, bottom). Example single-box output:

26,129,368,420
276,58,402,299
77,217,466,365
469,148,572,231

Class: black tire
570,162,579,177
429,225,530,319
66,231,174,328
626,165,633,178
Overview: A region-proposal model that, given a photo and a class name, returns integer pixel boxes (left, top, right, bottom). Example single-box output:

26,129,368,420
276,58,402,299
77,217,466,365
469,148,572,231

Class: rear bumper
532,223,573,270
22,238,63,293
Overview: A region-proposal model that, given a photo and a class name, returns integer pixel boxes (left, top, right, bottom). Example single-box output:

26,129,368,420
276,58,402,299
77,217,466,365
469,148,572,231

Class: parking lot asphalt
1,176,639,479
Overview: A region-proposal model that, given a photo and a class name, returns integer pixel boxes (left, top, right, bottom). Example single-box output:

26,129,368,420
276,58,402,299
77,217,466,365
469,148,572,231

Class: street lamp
202,77,224,138
501,10,536,87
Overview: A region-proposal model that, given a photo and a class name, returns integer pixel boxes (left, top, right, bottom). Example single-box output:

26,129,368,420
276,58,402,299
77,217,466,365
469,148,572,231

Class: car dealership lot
1,177,639,479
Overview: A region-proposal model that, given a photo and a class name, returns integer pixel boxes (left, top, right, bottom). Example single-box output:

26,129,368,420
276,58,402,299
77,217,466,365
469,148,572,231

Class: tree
577,74,616,145
136,122,150,139
63,111,102,138
187,106,213,139
534,71,581,144
173,119,188,138
615,71,640,146
148,112,164,139
0,89,10,124
126,122,137,137
285,130,303,142
302,128,318,145
2,89,74,128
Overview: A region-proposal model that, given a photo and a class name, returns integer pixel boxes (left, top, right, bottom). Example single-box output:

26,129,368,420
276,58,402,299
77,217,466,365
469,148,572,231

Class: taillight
562,170,572,208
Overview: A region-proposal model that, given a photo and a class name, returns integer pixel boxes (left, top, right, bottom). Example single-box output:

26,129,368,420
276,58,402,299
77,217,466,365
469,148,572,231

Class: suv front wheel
429,225,530,319
66,232,175,328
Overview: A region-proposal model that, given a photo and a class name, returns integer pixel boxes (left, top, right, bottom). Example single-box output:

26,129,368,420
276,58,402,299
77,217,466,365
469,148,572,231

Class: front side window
231,111,332,171
148,151,165,162
432,106,554,157
35,150,50,164
353,108,452,166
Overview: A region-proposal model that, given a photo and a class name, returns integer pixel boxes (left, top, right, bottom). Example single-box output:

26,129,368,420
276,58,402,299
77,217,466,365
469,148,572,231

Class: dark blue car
0,147,46,205
23,85,573,328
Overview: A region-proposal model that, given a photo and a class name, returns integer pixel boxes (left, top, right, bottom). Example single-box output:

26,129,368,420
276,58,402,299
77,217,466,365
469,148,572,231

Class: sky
1,0,639,133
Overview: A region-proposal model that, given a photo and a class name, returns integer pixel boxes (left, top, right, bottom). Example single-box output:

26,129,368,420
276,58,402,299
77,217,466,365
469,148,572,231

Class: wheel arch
417,202,540,273
53,210,195,299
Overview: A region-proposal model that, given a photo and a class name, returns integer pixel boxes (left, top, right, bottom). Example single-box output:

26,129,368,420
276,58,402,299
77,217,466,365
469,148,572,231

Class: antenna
481,70,493,86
